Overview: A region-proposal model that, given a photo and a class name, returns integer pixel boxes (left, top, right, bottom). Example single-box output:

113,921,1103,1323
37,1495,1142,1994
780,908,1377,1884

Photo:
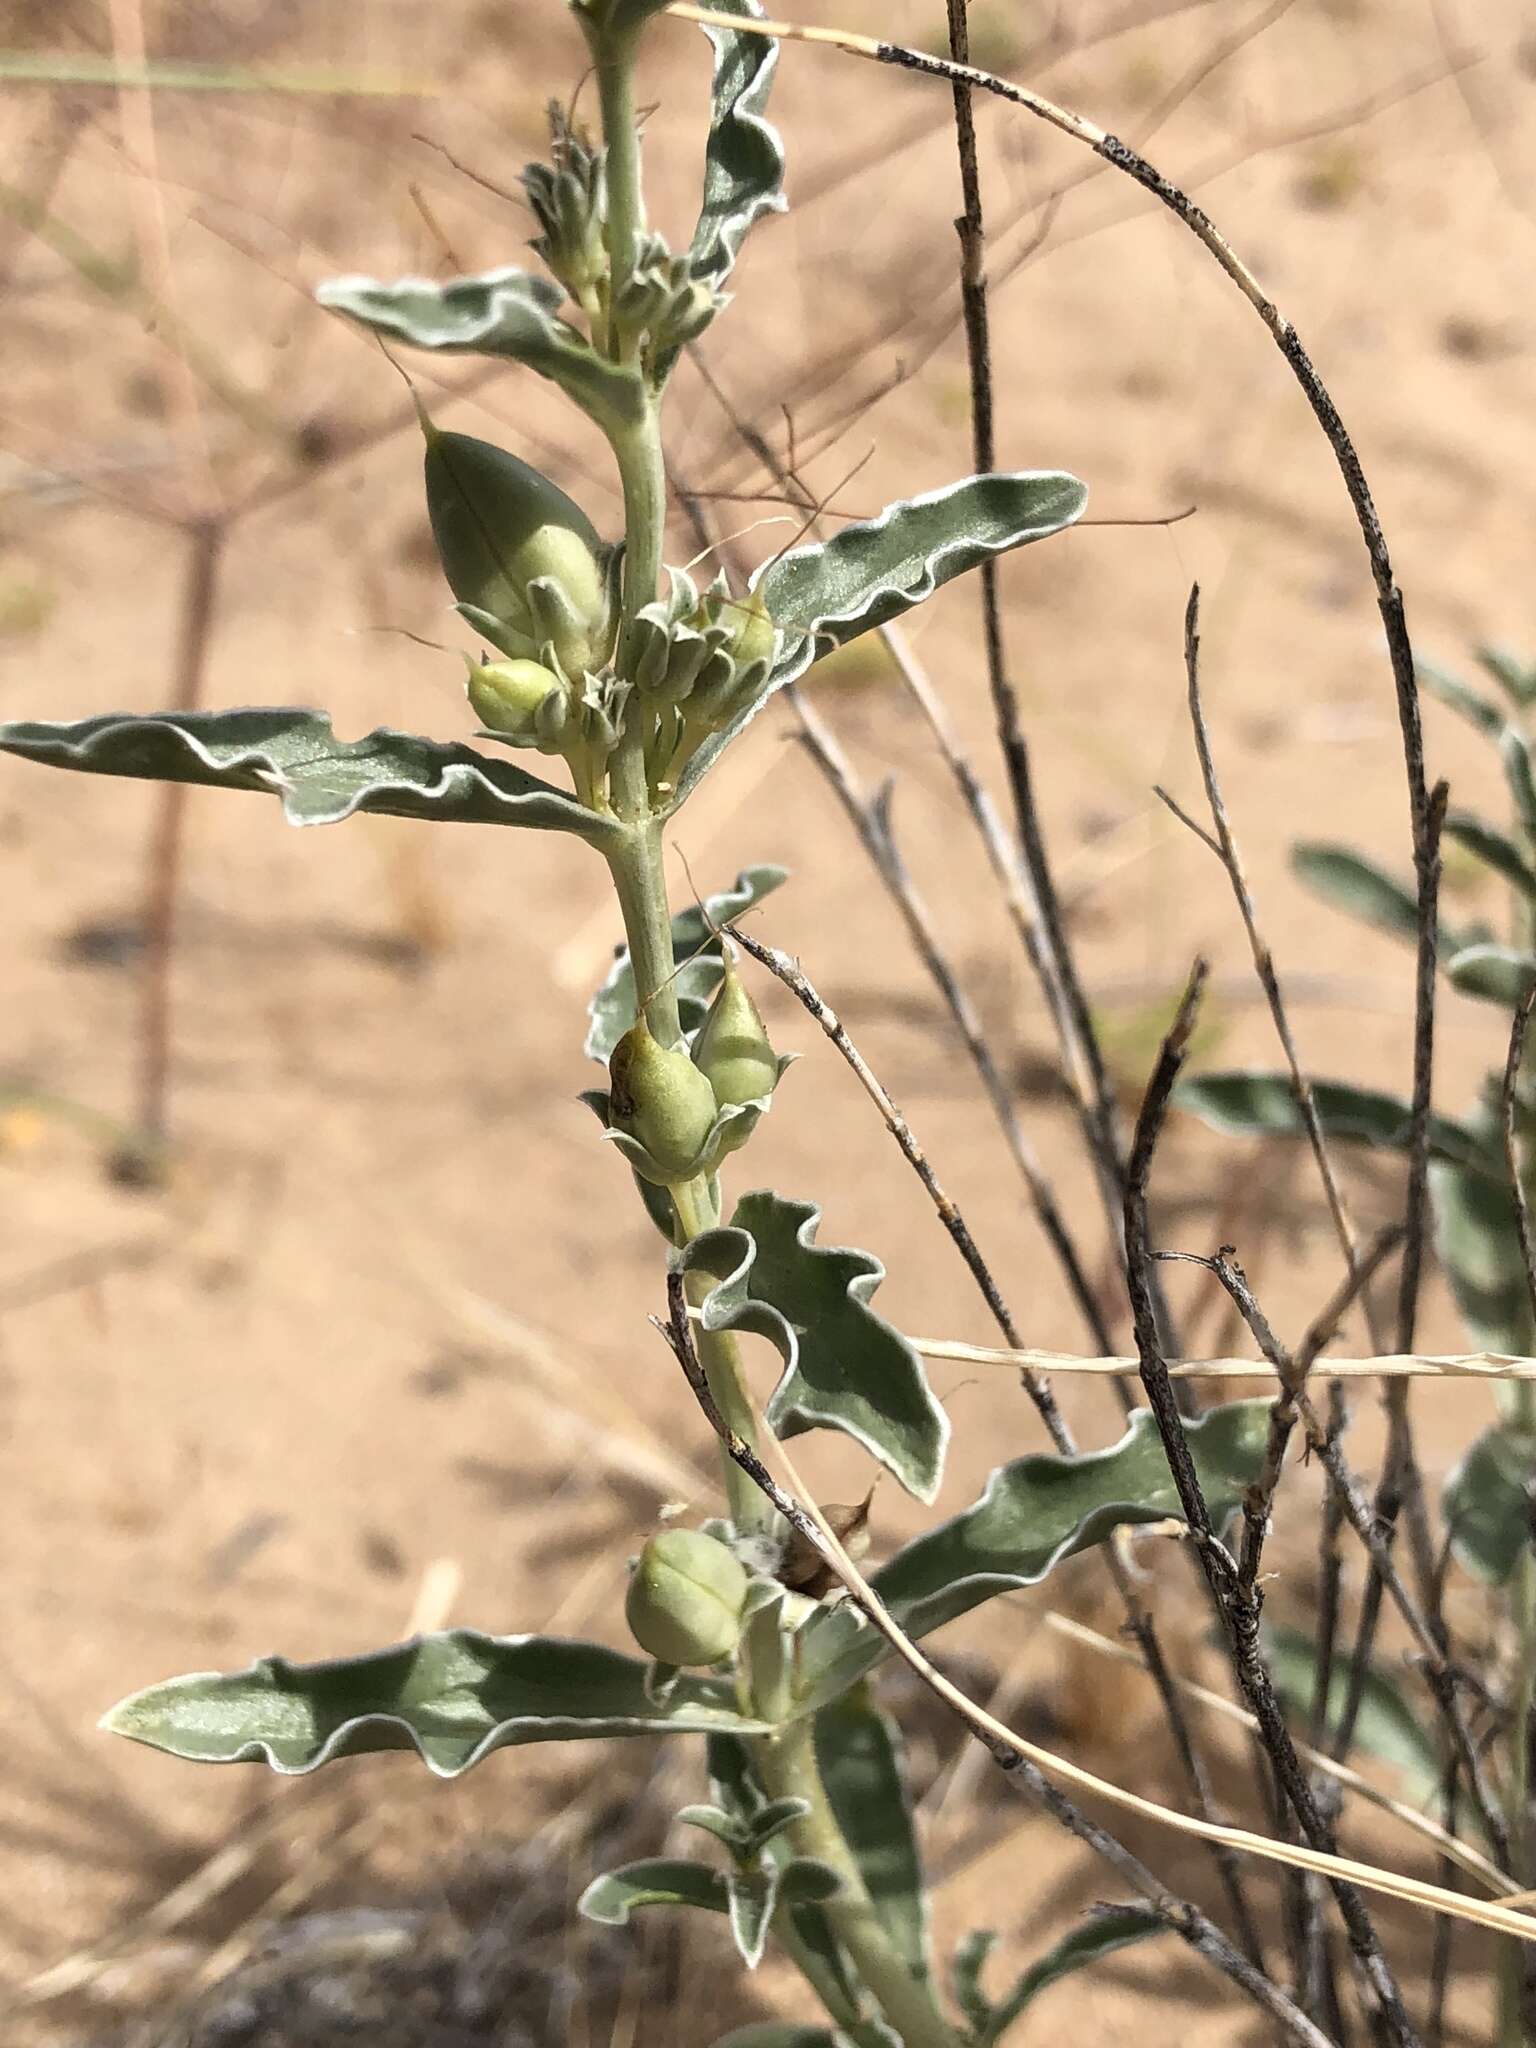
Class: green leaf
1176,1070,1492,1174
951,1929,1000,2035
579,1857,729,1924
798,1404,1271,1707
679,1192,949,1503
316,267,644,431
1504,729,1536,840
978,1909,1166,2042
1266,1625,1440,1806
1417,657,1509,740
815,1692,929,1981
1291,843,1420,943
103,1632,772,1777
676,472,1086,804
1476,644,1536,708
0,708,619,845
1447,944,1536,1008
1443,1424,1536,1584
585,863,789,1061
1430,1154,1536,1355
687,0,786,289
1441,813,1536,902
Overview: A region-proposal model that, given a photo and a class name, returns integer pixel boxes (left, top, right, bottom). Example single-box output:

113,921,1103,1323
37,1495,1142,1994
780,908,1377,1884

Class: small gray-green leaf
1442,813,1536,903
1291,844,1420,943
980,1909,1166,2042
1417,657,1509,740
744,1795,813,1857
579,1858,729,1925
727,1863,778,1967
1177,1070,1491,1175
799,1404,1270,1706
1477,644,1536,708
0,708,618,844
316,267,644,430
1266,1624,1440,1806
103,1632,771,1777
1443,1424,1536,1584
1504,729,1536,839
676,473,1085,804
1430,1155,1535,1355
677,1802,751,1850
679,1192,949,1503
688,0,786,289
815,1691,929,1980
585,863,788,1060
1447,944,1536,1008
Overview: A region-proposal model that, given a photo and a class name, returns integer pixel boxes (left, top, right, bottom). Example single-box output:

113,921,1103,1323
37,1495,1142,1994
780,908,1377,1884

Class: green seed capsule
692,957,779,1108
608,1015,719,1184
625,1529,748,1667
423,422,607,667
465,656,564,744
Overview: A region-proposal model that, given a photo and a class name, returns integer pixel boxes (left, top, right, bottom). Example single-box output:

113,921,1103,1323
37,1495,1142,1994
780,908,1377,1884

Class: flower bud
608,1015,719,1184
625,1529,748,1666
423,422,609,668
725,588,777,674
692,956,779,1108
465,656,565,749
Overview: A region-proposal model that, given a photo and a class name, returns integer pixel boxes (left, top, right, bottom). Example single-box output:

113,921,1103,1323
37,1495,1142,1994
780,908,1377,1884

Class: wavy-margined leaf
675,472,1086,805
0,708,619,844
316,267,644,431
1430,1155,1535,1355
815,1690,929,1980
1176,1070,1493,1175
578,1854,837,1967
798,1403,1270,1708
103,1633,772,1778
1266,1625,1439,1806
1442,813,1536,902
970,1909,1167,2043
585,863,788,1061
687,0,785,289
1444,1423,1536,1584
679,1192,948,1503
1447,943,1536,1008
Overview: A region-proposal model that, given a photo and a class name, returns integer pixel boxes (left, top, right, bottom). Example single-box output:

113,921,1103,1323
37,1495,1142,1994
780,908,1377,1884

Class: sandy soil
2,0,1534,2039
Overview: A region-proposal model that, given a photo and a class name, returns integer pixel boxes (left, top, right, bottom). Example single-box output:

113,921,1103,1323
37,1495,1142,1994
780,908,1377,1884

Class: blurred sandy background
2,0,1534,2039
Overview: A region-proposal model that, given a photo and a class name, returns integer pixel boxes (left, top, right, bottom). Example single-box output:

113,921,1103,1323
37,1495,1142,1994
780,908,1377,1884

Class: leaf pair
102,1402,1272,1776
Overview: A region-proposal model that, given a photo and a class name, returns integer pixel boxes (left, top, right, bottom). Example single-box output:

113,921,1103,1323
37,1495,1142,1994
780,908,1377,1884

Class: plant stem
671,1174,772,1536
605,817,681,1045
757,1714,958,2048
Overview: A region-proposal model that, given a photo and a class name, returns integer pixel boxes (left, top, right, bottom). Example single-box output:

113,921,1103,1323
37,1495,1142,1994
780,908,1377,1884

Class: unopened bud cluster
633,568,780,791
607,956,785,1187
610,231,724,363
522,109,608,309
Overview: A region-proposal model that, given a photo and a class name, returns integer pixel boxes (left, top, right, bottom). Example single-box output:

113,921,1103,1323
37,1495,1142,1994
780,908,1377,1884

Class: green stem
592,21,644,342
671,1175,772,1536
756,1715,958,2048
606,817,680,1047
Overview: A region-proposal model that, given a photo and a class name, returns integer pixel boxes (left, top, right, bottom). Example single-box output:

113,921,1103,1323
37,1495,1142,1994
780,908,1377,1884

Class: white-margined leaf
674,472,1085,805
103,1633,772,1778
1430,1154,1535,1356
0,708,619,844
678,1192,949,1503
687,0,786,290
1446,943,1536,1008
317,267,644,431
1441,812,1536,902
797,1404,1270,1708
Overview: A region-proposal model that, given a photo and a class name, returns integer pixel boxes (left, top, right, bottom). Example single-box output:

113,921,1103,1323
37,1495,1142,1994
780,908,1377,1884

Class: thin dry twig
906,1341,1536,1381
1122,961,1421,2047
